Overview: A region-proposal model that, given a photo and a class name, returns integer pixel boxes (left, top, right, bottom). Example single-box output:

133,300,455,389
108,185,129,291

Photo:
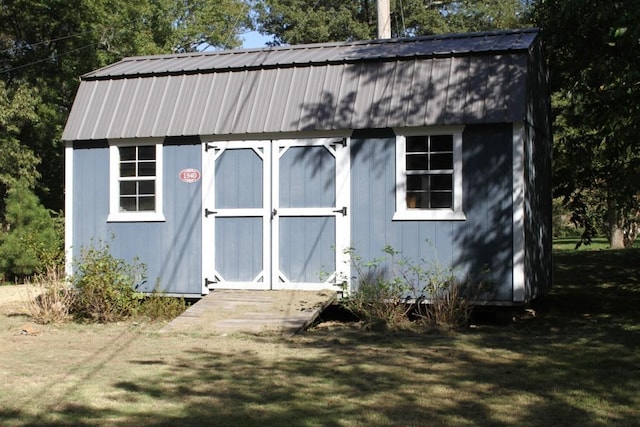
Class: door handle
272,208,277,219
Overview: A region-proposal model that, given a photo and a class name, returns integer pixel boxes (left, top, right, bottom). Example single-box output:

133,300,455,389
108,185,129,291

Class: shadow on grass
2,249,639,426
542,247,640,321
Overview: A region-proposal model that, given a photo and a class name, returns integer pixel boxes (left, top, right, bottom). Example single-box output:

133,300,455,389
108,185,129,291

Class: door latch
333,206,347,216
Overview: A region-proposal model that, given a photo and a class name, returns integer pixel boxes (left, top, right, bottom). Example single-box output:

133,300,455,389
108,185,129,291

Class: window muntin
118,146,156,212
394,127,465,221
108,140,164,222
405,134,454,209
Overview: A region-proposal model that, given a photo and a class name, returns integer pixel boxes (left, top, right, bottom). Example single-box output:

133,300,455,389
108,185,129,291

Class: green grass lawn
1,246,639,426
554,236,640,251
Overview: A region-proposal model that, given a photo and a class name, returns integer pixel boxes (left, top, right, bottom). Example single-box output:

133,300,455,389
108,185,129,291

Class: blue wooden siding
73,146,111,246
72,142,202,295
350,125,514,301
215,148,263,209
458,125,514,301
279,146,335,208
215,217,262,281
279,216,335,283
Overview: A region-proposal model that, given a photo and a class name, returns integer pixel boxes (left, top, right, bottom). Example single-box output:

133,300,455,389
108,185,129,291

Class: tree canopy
254,0,532,45
0,0,251,212
1,0,639,280
534,0,640,247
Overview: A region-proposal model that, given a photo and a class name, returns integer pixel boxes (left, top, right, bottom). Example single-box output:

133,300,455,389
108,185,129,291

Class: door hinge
205,277,216,287
333,206,347,216
204,143,216,152
204,208,217,217
331,138,347,148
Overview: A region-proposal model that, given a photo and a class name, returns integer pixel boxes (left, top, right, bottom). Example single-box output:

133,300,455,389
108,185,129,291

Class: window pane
138,146,155,161
138,162,156,177
120,181,136,196
120,197,136,212
139,180,155,195
406,154,428,170
139,196,155,211
430,174,452,191
120,162,136,177
430,135,453,152
430,192,453,208
430,153,453,170
406,136,427,152
407,192,429,208
119,147,136,161
407,175,428,191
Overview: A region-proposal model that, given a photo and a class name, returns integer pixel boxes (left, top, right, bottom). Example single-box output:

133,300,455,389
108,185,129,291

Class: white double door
202,138,350,291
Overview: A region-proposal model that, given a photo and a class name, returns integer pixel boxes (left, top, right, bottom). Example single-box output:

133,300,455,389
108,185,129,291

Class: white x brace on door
202,138,350,292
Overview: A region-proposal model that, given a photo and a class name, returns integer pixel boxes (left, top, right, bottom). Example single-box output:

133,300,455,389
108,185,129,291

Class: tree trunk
607,202,625,249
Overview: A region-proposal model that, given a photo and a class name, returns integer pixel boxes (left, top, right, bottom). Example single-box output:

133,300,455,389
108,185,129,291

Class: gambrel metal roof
62,28,540,141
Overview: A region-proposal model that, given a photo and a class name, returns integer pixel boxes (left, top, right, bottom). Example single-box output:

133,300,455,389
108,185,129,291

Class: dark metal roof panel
82,29,538,79
422,58,449,125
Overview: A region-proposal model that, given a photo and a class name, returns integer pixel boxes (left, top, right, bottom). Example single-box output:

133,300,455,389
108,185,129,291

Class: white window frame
107,138,165,222
393,126,466,221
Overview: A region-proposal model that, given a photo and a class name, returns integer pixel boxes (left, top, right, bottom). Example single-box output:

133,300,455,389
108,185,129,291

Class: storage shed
63,28,552,304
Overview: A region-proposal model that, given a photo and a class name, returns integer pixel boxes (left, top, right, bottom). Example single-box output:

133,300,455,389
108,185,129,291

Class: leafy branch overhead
0,0,252,214
535,0,640,247
254,0,532,45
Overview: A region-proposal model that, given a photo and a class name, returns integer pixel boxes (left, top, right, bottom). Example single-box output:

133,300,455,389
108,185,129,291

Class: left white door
202,140,271,290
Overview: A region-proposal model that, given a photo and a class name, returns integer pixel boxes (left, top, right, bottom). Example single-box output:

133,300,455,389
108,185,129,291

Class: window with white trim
108,140,165,222
394,127,466,221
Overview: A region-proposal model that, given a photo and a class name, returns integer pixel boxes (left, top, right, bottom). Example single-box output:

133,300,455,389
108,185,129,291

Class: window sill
107,212,166,223
392,210,467,221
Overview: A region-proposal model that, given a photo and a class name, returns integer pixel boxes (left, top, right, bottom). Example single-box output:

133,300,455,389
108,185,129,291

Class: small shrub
24,267,75,324
71,242,146,323
137,287,188,321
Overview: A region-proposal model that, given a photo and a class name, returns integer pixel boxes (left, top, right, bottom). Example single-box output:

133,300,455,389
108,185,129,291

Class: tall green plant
0,179,63,280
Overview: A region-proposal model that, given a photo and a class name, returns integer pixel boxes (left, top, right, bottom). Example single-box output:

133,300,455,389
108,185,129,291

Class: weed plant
137,286,188,321
25,267,75,324
343,246,489,330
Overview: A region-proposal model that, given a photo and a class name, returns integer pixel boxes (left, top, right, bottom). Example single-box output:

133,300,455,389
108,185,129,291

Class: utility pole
377,0,391,39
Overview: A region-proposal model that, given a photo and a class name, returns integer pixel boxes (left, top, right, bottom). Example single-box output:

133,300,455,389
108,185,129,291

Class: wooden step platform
160,290,337,336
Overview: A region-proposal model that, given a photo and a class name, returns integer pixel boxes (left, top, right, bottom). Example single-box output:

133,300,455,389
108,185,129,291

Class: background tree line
0,0,637,280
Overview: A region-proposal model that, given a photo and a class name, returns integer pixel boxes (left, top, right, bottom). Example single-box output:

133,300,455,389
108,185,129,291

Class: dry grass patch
22,269,74,324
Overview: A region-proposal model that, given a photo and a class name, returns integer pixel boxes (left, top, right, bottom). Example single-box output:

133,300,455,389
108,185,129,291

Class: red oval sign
179,168,201,183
